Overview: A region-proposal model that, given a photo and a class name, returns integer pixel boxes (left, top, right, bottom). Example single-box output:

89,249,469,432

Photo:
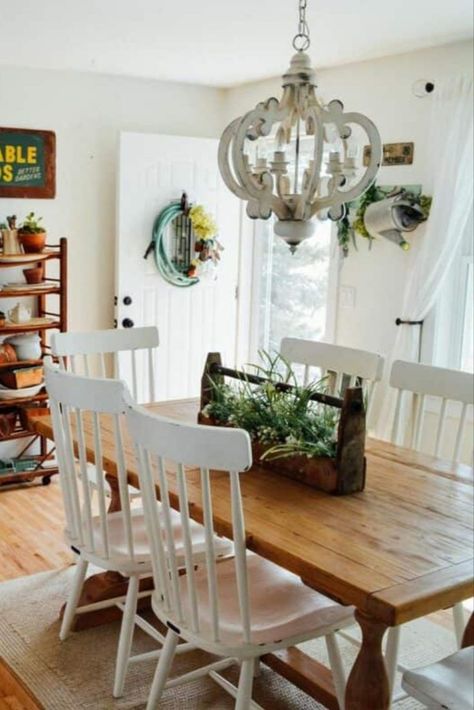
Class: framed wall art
0,127,56,198
364,142,414,167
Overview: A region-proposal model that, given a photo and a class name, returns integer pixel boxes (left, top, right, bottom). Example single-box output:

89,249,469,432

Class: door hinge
235,284,239,300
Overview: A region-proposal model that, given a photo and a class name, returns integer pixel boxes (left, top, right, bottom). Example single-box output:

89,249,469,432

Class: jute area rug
0,565,456,709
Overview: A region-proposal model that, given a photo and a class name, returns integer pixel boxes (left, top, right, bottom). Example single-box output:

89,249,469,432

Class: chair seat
159,553,354,647
81,462,141,499
402,647,474,710
78,506,233,567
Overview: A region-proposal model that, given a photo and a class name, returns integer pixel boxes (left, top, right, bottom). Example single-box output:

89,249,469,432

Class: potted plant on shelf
18,213,47,253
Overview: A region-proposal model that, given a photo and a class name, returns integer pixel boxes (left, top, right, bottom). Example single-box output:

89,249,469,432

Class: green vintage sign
0,127,56,198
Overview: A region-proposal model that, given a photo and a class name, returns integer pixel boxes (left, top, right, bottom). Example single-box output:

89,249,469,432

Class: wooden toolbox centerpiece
199,353,366,495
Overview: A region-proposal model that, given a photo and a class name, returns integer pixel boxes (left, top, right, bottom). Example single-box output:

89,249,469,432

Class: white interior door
116,132,240,401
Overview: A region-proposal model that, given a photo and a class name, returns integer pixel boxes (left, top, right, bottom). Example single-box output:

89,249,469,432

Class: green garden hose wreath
146,200,199,288
144,195,223,287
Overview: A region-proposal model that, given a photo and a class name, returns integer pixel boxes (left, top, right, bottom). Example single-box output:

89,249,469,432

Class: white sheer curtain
376,75,474,439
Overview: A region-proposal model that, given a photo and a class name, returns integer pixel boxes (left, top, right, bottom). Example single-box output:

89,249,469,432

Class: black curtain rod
395,318,424,326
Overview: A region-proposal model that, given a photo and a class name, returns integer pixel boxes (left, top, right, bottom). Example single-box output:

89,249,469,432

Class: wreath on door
144,193,223,287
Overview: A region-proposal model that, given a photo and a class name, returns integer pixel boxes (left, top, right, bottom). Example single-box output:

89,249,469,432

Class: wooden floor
0,658,43,710
0,480,70,709
0,478,459,708
0,480,71,583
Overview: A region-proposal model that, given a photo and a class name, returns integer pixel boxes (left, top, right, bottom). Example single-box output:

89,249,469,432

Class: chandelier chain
293,0,311,52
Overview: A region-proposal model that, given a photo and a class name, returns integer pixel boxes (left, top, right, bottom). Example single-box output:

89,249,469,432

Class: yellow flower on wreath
189,204,218,240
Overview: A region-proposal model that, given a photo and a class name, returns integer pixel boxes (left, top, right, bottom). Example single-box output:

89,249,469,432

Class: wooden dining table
30,398,474,710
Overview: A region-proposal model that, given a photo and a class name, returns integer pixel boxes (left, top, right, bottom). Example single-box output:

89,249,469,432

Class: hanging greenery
337,184,432,257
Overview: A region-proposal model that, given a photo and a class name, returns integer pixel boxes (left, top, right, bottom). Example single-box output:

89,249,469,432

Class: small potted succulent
18,213,47,253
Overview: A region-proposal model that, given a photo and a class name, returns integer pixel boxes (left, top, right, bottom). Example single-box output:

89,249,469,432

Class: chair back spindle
52,326,159,403
280,337,385,417
390,360,474,463
126,405,252,646
45,363,139,565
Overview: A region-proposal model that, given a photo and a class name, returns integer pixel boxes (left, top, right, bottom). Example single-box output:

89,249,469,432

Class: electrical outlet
340,285,356,309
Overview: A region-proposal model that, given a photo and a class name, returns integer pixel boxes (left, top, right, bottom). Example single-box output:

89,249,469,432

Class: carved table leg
106,473,122,513
462,611,474,648
345,609,390,710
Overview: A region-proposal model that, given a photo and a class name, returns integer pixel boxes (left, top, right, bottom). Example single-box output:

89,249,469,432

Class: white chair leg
385,626,401,697
146,629,179,710
59,557,89,641
253,657,262,678
236,659,255,710
113,575,140,698
325,632,346,710
452,602,465,648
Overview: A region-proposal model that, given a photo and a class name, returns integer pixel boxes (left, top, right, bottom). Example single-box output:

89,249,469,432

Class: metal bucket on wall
364,193,426,249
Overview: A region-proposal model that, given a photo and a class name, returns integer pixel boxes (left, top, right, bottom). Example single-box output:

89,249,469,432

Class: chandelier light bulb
218,1,382,252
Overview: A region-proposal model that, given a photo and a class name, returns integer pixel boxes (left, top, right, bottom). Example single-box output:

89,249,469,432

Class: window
248,217,337,360
460,258,473,372
432,210,473,372
242,131,347,363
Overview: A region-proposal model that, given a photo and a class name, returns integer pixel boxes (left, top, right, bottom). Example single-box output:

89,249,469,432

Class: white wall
0,67,224,332
0,43,471,461
1,41,471,350
223,40,474,361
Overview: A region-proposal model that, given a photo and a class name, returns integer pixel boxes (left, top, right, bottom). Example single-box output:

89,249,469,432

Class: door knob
123,296,132,306
122,318,134,328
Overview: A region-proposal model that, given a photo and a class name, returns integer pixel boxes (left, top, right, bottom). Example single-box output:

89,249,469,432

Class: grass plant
202,351,339,460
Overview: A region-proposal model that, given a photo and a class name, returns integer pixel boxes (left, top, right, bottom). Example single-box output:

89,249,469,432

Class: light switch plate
340,285,356,309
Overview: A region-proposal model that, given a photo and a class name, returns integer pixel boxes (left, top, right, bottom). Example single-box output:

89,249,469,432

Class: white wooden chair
280,337,385,418
51,326,159,403
52,326,159,497
125,402,355,710
280,337,390,685
386,359,474,699
44,363,233,698
390,359,473,464
402,646,474,710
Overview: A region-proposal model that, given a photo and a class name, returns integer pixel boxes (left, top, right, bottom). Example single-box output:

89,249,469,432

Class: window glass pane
254,218,332,355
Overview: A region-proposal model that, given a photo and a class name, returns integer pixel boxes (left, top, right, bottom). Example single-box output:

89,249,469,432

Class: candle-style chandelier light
218,0,382,252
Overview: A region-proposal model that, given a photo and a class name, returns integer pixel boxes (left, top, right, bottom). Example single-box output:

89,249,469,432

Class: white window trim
460,255,473,371
422,214,473,373
441,253,473,370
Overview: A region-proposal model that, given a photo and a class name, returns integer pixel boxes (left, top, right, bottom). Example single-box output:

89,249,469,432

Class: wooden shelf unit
0,239,67,487
0,286,61,298
0,321,61,335
0,392,49,409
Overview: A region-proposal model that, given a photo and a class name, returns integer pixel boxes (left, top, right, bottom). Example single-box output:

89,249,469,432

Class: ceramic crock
7,303,32,324
4,332,42,360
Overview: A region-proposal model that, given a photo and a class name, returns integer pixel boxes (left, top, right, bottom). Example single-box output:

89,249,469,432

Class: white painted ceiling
0,0,472,87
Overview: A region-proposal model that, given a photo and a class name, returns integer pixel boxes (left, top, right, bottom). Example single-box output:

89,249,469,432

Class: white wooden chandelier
218,0,382,252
